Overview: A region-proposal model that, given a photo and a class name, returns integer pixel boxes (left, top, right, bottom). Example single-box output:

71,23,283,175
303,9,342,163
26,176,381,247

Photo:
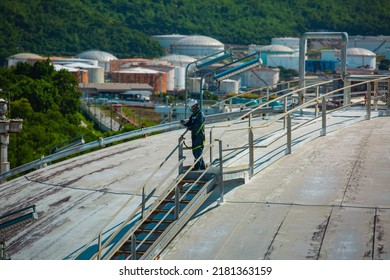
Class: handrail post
178,135,184,174
217,139,224,205
315,85,319,117
131,234,137,260
174,184,180,220
248,113,254,177
97,233,102,260
366,82,371,120
209,129,213,164
321,97,327,136
141,187,145,219
286,114,292,155
387,78,390,115
283,96,288,129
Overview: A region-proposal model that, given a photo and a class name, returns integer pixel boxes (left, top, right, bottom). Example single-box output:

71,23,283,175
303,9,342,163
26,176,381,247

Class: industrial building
110,67,167,94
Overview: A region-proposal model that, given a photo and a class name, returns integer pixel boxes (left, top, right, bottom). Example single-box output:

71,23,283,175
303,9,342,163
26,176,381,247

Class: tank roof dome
175,35,224,47
258,45,294,52
347,48,376,56
76,50,118,61
8,53,44,59
159,54,196,64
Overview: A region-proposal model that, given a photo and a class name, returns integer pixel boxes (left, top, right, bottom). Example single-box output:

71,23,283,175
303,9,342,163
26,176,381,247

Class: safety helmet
187,99,198,108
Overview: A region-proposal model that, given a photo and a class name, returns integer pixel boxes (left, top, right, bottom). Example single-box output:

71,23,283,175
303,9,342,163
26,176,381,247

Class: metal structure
67,73,390,260
0,98,23,183
184,50,232,117
0,205,38,260
299,32,349,105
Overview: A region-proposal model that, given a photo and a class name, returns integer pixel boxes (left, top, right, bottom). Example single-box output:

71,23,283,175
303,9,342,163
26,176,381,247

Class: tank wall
347,56,376,69
111,72,167,93
267,55,300,71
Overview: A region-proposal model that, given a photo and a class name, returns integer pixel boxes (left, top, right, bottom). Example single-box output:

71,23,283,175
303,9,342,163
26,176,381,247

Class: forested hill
1,0,390,65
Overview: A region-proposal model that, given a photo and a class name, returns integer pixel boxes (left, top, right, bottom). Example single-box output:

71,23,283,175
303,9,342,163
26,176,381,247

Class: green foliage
1,0,390,65
378,59,390,71
0,62,98,168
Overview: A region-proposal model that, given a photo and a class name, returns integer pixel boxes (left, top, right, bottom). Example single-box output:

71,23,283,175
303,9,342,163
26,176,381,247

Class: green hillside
1,0,390,65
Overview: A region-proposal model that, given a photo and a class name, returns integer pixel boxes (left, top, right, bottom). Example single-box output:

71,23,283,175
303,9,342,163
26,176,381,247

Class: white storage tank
219,79,239,94
76,50,118,73
171,35,224,57
250,44,294,65
159,54,196,67
347,48,376,69
188,77,201,93
64,62,105,83
151,34,188,50
267,54,300,71
239,67,280,89
271,37,300,52
7,53,44,66
174,67,186,91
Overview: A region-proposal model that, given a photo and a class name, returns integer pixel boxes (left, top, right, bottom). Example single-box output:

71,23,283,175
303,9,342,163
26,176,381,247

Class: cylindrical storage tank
347,48,376,69
7,53,44,66
166,68,175,92
111,67,167,93
271,37,300,51
64,63,105,83
321,49,339,61
76,50,118,73
171,35,224,57
267,54,300,71
188,77,201,94
219,79,239,94
239,67,280,89
255,45,294,65
151,34,188,50
174,67,186,91
159,54,196,67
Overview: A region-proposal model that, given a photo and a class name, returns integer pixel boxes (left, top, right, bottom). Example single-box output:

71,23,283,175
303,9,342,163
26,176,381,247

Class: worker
180,99,206,170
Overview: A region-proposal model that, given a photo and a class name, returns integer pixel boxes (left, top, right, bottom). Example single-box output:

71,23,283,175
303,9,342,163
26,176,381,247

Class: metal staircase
107,172,217,260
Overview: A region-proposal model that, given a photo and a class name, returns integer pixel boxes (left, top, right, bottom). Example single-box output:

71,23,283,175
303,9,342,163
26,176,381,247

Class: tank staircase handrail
72,129,190,260
88,133,223,260
0,121,182,182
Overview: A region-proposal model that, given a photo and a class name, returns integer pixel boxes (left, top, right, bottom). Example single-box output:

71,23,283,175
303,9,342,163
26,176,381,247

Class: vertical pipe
366,82,371,120
286,114,292,155
248,113,254,177
218,139,224,205
321,97,327,136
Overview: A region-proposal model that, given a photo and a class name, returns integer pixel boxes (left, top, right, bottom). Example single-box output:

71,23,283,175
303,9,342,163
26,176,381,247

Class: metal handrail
0,121,182,182
72,130,188,259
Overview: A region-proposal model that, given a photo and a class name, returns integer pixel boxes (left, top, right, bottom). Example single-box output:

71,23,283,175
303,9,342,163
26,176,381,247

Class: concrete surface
160,115,390,260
